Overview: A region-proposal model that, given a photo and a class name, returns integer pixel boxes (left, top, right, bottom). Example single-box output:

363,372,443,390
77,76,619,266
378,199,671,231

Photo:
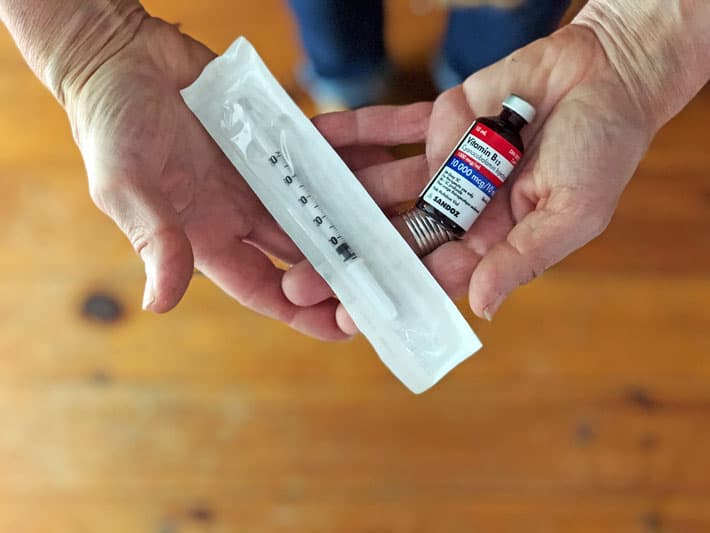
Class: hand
66,17,349,339
282,24,657,333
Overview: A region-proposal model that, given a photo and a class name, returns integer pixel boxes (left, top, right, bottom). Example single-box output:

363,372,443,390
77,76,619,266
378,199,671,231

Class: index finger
312,102,434,148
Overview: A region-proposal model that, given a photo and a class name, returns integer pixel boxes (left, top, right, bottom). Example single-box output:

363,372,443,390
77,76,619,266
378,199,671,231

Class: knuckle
88,175,132,216
585,209,613,239
127,223,183,258
527,261,548,285
125,222,151,256
559,193,614,241
506,237,548,287
311,114,324,130
88,178,152,255
516,256,546,288
87,178,115,211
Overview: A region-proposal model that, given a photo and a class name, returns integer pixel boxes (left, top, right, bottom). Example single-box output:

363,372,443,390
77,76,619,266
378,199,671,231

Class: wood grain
0,0,708,531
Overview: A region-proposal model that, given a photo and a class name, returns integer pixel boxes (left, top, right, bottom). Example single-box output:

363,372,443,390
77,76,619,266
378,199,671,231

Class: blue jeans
288,0,571,106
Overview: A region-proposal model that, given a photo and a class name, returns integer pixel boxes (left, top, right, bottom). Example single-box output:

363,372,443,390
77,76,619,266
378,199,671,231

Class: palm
284,25,653,332
69,18,345,339
420,25,650,315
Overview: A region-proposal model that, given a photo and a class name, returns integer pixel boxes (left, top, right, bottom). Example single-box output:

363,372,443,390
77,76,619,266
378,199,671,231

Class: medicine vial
402,94,536,256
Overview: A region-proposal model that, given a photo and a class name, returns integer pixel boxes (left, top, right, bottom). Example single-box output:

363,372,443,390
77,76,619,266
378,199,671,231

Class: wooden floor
1,1,709,532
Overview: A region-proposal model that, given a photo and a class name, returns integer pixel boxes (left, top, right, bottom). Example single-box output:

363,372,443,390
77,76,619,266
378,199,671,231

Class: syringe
222,100,397,321
269,131,397,321
268,136,358,265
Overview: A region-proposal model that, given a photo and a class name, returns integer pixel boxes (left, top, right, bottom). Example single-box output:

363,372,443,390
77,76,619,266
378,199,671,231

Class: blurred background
1,1,709,532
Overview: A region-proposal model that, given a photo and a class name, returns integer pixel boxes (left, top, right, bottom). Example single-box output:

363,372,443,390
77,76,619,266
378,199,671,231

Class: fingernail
142,278,155,311
483,307,494,322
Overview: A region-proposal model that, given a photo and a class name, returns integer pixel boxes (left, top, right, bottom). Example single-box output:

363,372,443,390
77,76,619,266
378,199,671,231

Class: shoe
297,61,394,113
431,53,465,93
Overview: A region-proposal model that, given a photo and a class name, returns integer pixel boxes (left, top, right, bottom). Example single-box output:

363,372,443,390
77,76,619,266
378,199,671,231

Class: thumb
89,178,194,313
469,197,612,320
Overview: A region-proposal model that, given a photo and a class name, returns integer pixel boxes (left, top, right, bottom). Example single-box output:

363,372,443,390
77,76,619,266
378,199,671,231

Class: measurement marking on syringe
269,150,358,263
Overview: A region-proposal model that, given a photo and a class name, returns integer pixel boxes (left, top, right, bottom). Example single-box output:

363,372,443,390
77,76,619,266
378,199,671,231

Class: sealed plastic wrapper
181,37,481,393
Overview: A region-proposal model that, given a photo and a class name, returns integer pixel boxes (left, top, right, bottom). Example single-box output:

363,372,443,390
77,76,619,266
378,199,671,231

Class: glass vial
403,94,536,256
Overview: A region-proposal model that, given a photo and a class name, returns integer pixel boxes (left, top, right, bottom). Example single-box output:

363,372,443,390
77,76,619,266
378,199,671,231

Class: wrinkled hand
284,24,656,334
66,17,349,339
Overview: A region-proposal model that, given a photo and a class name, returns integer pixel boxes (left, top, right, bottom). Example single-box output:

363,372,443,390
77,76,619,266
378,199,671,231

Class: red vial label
422,121,522,231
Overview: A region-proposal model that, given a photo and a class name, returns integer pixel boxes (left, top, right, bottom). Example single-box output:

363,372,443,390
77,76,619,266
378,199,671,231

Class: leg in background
287,0,391,110
434,0,573,90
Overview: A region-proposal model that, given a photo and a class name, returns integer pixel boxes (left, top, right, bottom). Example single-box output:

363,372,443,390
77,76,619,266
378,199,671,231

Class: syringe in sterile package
221,100,397,321
182,37,481,393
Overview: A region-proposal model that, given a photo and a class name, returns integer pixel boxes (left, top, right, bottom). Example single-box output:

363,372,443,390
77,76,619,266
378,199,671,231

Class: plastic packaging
181,37,481,393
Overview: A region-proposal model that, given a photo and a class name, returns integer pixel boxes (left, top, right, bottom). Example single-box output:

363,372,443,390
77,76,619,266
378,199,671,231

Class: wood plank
1,275,708,385
0,0,708,531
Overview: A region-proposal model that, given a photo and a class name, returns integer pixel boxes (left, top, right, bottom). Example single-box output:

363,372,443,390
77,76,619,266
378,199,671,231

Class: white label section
422,166,488,230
